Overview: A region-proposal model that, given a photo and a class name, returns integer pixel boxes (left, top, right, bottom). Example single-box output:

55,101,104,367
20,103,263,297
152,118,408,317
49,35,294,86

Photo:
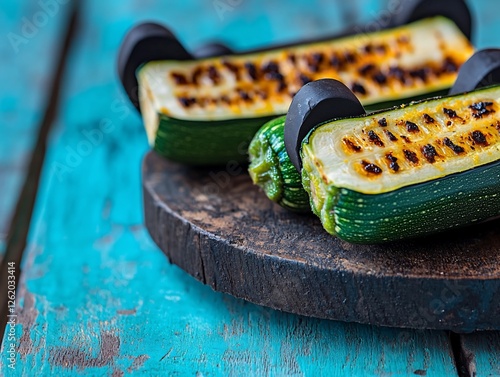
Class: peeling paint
116,308,136,316
17,292,39,359
49,330,120,369
127,354,149,372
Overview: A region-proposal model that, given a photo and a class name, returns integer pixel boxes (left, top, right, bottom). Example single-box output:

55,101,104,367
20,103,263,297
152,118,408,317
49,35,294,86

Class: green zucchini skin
248,116,309,212
302,157,500,243
247,90,449,212
154,114,275,165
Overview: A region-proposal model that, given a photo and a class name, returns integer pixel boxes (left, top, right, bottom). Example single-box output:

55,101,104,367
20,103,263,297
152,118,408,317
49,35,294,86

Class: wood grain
0,1,72,257
458,332,500,376
0,0,466,375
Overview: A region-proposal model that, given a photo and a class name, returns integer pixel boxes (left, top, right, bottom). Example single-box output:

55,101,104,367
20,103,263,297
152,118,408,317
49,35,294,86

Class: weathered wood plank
457,332,500,377
4,0,500,375
0,0,72,256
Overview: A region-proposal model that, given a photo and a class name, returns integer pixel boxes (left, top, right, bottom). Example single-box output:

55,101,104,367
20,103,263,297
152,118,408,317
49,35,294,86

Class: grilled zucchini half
138,17,473,165
301,85,500,243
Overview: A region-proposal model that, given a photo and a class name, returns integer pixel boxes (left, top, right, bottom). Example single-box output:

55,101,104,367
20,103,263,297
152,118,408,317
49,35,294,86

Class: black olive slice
390,0,471,40
449,49,500,95
284,79,366,171
117,22,193,111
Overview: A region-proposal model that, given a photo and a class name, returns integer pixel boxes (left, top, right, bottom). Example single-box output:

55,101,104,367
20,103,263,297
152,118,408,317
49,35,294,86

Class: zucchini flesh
138,17,473,164
301,85,500,243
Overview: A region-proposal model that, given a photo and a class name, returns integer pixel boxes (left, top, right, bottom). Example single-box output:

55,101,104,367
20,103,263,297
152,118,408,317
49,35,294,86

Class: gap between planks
0,2,79,341
450,332,472,377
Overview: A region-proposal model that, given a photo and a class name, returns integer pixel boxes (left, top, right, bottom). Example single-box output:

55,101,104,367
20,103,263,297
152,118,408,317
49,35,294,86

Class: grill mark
298,74,312,86
400,135,411,143
262,61,279,74
471,130,488,145
222,60,240,80
443,108,458,118
409,68,429,82
406,121,420,133
266,71,284,81
344,51,357,63
423,113,435,123
276,81,287,93
329,54,344,70
403,149,419,164
255,90,267,100
469,101,495,119
237,89,252,102
372,72,387,84
207,65,221,84
378,118,387,127
362,160,382,175
244,62,258,80
191,67,203,85
386,153,400,172
368,130,384,147
443,137,465,154
442,57,458,73
385,130,398,141
359,63,375,75
313,53,324,63
307,52,324,72
343,138,362,152
179,97,196,107
171,72,188,85
352,82,367,95
421,144,438,163
197,97,209,107
389,66,406,83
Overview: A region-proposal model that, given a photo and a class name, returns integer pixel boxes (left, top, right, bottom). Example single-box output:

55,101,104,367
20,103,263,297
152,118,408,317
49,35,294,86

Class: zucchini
248,116,309,211
138,17,473,165
301,85,500,243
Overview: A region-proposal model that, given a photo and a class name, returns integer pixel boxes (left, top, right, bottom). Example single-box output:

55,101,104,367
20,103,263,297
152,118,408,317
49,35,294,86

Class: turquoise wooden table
1,0,499,375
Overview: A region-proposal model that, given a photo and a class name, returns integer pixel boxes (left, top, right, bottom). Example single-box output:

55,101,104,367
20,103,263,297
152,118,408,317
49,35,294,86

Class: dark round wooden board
143,151,500,332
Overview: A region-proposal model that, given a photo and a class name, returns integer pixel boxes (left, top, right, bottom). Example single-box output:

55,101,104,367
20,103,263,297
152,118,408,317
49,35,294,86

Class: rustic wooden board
0,0,467,375
144,152,500,332
0,1,71,257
